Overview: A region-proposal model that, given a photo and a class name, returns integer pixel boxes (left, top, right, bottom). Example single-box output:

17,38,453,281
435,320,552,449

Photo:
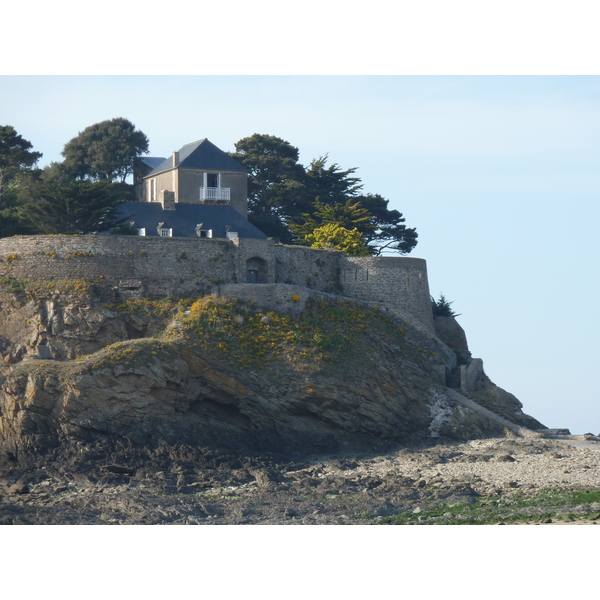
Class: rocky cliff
0,279,544,457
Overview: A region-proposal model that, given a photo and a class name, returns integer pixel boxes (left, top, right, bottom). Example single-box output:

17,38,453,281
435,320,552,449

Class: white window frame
137,228,146,236
158,228,173,237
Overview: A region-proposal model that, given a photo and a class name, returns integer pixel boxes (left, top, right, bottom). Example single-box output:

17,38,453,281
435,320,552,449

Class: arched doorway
246,257,267,283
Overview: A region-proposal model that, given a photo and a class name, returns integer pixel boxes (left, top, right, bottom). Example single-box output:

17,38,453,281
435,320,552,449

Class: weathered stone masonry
0,235,434,332
340,256,434,332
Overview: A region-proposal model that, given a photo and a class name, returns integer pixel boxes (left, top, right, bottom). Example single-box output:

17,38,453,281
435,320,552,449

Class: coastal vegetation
380,487,600,525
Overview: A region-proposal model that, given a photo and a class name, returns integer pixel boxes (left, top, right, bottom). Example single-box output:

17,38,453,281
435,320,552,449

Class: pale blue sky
1,75,599,434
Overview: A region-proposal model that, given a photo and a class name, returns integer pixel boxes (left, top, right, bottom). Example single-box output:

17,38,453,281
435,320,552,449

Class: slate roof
117,202,267,240
146,139,247,177
139,156,167,170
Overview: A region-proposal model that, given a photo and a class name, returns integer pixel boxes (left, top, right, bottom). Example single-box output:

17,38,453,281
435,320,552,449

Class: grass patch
80,338,180,371
380,487,600,525
104,297,188,318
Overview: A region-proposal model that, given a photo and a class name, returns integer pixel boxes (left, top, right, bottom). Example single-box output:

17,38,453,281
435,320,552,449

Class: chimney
161,190,176,210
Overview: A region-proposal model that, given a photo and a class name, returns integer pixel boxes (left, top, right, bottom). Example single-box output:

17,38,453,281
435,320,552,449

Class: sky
2,74,598,435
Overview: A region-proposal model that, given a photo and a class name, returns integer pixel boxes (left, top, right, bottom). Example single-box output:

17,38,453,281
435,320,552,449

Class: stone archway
246,257,267,283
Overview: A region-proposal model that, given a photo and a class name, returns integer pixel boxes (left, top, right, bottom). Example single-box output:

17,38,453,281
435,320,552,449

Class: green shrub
431,293,460,318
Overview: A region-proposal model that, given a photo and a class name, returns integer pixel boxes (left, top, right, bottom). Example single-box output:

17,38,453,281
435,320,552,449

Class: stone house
125,139,265,241
133,138,249,216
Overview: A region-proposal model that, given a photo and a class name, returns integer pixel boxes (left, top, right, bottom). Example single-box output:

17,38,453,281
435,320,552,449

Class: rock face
0,284,544,456
433,316,472,365
433,315,543,431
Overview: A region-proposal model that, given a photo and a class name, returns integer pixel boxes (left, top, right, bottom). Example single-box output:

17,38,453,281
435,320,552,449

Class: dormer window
137,228,146,236
157,223,172,237
225,226,239,239
195,223,212,238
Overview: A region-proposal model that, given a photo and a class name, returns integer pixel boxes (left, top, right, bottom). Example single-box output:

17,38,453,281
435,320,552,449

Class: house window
158,228,173,237
150,179,157,201
196,229,212,238
137,228,146,236
207,173,219,188
226,231,239,239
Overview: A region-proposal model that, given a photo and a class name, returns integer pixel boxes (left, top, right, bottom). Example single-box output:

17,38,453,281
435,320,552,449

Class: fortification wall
0,235,435,332
340,256,434,332
233,238,276,284
0,235,237,298
274,244,341,295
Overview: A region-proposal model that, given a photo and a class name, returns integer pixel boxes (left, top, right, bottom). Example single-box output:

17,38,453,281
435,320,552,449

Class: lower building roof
117,202,267,239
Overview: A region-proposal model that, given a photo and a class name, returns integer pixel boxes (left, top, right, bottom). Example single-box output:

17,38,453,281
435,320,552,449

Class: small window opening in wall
137,228,146,236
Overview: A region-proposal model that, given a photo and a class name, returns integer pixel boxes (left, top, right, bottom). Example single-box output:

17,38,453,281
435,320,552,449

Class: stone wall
0,235,237,298
177,169,248,216
274,244,341,295
0,235,435,331
219,283,339,317
145,168,248,216
340,256,434,332
234,238,276,284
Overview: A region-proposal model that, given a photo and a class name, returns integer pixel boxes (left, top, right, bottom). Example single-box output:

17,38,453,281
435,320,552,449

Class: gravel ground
1,434,599,525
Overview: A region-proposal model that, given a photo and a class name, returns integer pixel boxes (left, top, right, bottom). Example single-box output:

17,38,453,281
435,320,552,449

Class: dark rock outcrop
0,286,543,456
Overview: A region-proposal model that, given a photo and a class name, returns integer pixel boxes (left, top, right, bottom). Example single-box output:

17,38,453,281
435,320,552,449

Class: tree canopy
61,117,149,183
229,134,307,242
230,133,418,255
289,199,374,247
303,155,362,208
17,165,131,234
0,120,142,238
0,125,42,210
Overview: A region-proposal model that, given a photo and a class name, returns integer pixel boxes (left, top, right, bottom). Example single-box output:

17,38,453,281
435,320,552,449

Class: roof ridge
180,138,208,149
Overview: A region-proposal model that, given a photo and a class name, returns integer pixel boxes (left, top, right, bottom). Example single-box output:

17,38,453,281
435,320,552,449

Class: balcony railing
199,186,230,201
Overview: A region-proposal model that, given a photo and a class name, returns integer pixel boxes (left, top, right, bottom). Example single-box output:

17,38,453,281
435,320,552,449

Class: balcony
199,186,230,202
